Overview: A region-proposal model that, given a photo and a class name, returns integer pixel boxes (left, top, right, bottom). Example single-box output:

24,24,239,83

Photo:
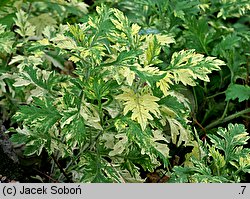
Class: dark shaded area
0,146,26,182
0,122,51,183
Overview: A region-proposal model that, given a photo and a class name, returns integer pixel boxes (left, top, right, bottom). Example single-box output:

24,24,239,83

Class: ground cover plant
0,0,249,182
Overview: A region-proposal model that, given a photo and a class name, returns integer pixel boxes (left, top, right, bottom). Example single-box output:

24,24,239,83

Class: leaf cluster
170,124,250,182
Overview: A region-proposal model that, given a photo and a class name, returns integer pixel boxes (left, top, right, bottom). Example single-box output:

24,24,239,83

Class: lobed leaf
225,84,250,102
167,49,225,86
116,87,160,130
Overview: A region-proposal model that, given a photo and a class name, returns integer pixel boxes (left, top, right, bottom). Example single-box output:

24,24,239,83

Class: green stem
206,91,226,99
241,115,250,119
205,108,250,130
98,98,103,126
192,87,198,114
234,169,243,180
221,101,229,120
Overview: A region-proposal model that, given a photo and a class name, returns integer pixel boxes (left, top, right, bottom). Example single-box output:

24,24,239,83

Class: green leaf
75,152,122,183
183,16,214,53
24,140,45,156
169,166,193,183
159,93,190,124
10,130,29,145
212,33,241,56
60,110,86,147
208,123,249,163
172,0,200,20
14,97,62,132
124,119,169,169
225,84,250,102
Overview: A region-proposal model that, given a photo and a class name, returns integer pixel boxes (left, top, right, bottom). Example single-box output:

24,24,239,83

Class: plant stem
206,91,226,99
33,168,59,183
98,98,103,126
58,130,103,181
205,108,250,130
192,87,198,114
51,153,71,182
221,101,229,119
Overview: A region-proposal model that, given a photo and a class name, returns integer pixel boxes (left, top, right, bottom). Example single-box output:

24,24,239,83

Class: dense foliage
0,0,249,182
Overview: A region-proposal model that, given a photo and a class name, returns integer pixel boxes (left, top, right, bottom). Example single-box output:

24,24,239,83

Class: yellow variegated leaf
114,119,128,132
120,169,145,183
69,56,80,63
51,34,77,49
155,34,175,46
168,90,191,110
13,78,31,87
199,3,210,11
173,68,196,86
80,101,103,130
168,49,225,86
38,38,50,45
138,65,161,74
109,134,128,156
14,10,36,37
159,105,177,120
152,130,170,158
116,87,160,130
167,118,191,147
209,146,226,169
144,35,161,66
131,23,141,35
120,67,135,86
152,129,169,143
154,142,170,158
101,132,115,149
88,17,97,28
27,87,44,103
112,8,128,30
104,66,135,86
184,141,202,167
239,155,250,170
156,73,174,96
61,112,77,129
